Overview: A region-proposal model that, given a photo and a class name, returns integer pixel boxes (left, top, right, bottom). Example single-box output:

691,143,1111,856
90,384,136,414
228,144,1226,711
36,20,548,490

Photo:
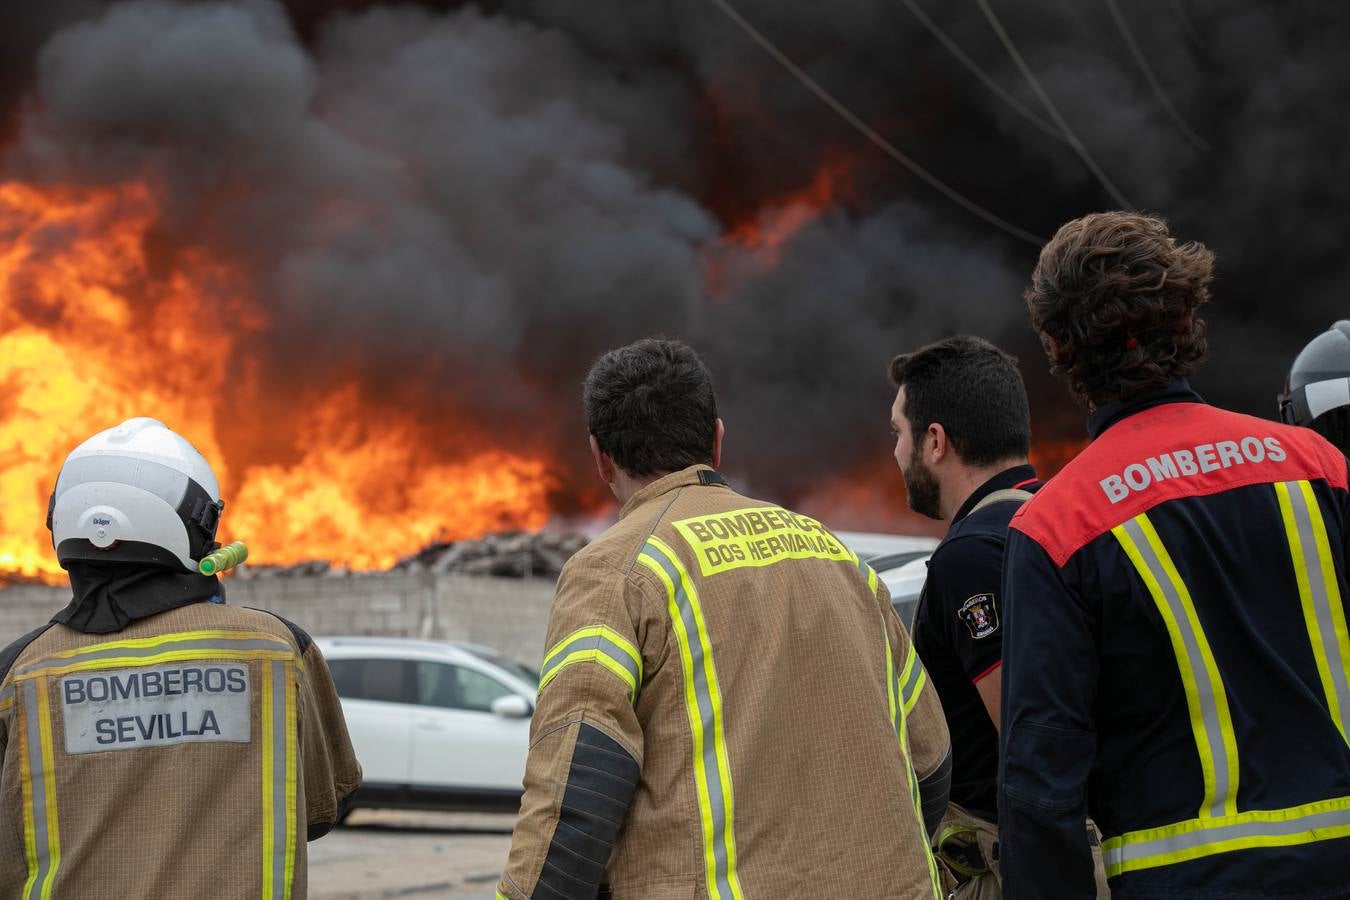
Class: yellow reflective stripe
283,661,298,900
852,552,879,595
677,539,742,900
19,630,293,663
19,680,59,900
261,660,276,900
904,669,927,718
18,692,38,899
496,893,510,900
638,550,723,898
1301,480,1350,739
542,626,640,673
883,630,942,898
1276,480,1350,743
884,626,899,731
35,679,59,900
539,626,642,702
637,538,744,900
899,645,927,718
14,648,294,681
1102,794,1350,877
1114,514,1239,818
539,650,638,700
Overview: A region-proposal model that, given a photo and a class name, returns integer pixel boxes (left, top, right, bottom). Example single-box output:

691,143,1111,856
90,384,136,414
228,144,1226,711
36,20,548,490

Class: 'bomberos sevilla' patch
958,593,999,639
60,662,252,754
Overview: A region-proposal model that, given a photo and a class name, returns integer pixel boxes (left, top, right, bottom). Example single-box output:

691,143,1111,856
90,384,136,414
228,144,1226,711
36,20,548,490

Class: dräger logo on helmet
1100,436,1287,504
91,516,111,526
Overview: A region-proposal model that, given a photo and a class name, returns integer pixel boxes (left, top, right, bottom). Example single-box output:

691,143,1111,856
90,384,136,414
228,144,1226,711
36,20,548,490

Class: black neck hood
53,562,222,634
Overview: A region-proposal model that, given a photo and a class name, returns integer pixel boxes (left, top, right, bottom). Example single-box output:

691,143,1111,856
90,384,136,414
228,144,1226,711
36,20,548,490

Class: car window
329,658,416,704
416,662,515,713
472,651,540,689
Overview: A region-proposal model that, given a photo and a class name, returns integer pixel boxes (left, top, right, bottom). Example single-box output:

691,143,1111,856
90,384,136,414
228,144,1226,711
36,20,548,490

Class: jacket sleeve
998,530,1099,899
298,643,363,840
880,574,951,835
498,552,645,900
925,535,1007,683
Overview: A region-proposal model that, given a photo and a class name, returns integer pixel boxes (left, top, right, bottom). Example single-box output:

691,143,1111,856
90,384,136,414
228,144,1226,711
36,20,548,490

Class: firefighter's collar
619,464,728,519
1088,378,1205,439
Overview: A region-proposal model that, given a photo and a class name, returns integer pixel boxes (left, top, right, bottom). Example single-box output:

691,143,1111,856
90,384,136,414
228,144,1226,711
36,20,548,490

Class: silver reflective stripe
1103,803,1350,869
899,652,924,712
539,632,641,696
23,684,53,900
1306,377,1350,420
854,557,877,593
269,660,288,900
0,682,13,708
1283,483,1350,738
15,636,292,676
639,544,737,899
1120,517,1233,818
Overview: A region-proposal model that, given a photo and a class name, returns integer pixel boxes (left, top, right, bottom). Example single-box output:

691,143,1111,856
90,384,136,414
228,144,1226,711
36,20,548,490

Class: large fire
0,165,1086,584
0,181,555,581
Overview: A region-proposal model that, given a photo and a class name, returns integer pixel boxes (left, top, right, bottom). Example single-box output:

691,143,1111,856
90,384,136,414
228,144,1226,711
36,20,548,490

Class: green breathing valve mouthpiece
199,541,249,576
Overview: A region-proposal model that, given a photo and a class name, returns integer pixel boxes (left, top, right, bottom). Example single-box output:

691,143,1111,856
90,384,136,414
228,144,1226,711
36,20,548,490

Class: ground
309,810,515,899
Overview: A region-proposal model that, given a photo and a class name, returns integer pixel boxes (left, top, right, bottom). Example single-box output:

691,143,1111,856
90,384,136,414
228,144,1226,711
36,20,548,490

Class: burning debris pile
232,531,588,580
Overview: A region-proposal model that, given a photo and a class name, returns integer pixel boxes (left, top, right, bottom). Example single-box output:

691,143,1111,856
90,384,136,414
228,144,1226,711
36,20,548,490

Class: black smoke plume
2,0,1346,529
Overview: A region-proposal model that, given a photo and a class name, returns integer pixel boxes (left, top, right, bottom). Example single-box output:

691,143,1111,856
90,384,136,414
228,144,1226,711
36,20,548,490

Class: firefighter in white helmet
0,417,360,898
1279,320,1350,453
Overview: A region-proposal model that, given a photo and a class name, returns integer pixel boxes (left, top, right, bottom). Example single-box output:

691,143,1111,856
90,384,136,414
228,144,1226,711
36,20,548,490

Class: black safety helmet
1278,321,1350,451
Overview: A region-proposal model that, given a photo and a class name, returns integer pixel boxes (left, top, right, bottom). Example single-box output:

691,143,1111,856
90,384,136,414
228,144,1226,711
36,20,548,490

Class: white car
316,637,538,815
836,531,936,628
873,552,933,628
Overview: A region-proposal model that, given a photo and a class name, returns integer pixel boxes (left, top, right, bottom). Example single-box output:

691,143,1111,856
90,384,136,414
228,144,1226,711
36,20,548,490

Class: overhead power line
1104,0,1211,152
707,0,1044,246
896,0,1066,144
975,0,1136,210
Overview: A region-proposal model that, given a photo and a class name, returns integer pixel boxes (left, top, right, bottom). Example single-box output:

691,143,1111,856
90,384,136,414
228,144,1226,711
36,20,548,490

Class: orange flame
0,181,557,580
703,153,856,297
724,155,855,260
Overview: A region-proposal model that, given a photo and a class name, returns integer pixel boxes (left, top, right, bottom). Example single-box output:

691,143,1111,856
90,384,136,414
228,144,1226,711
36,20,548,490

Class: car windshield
461,647,540,689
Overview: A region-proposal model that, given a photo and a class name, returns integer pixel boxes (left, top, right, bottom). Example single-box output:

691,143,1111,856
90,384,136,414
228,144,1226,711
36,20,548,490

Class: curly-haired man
999,212,1350,898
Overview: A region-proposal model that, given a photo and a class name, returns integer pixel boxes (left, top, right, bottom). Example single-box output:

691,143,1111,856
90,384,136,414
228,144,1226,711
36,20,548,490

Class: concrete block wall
0,574,558,668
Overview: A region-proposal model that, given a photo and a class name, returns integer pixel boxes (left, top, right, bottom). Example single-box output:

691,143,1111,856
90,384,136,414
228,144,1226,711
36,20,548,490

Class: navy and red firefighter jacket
1000,380,1350,899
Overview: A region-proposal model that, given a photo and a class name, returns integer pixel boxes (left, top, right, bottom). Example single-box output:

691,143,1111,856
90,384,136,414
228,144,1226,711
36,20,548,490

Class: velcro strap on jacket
969,488,1034,515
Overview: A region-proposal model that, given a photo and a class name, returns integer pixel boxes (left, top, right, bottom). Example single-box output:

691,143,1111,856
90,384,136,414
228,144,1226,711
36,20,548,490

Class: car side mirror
491,694,532,719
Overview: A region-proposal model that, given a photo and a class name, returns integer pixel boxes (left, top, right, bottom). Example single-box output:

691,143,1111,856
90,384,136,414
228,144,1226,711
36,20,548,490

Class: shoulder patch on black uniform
958,593,1000,639
245,608,313,654
0,623,56,683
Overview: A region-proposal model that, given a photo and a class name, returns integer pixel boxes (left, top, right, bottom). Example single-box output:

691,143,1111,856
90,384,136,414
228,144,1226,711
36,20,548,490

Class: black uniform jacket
912,464,1038,821
999,381,1350,899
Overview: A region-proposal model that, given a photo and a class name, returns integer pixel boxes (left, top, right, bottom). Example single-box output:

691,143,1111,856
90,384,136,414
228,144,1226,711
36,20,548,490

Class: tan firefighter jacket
498,465,950,900
0,602,361,899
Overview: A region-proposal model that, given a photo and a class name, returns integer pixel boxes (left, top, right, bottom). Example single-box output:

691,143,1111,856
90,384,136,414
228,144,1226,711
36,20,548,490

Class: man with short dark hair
1001,212,1350,897
497,338,952,900
888,336,1040,898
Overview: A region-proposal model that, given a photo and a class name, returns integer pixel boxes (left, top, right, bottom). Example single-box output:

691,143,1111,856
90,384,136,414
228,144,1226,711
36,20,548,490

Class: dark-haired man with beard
888,336,1041,898
1001,212,1350,898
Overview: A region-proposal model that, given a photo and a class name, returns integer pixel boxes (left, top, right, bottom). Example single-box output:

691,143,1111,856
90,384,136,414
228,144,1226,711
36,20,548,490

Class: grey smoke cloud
2,0,1346,519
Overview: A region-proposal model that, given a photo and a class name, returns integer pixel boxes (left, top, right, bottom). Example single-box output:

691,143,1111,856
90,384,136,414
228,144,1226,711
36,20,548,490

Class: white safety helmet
47,417,224,573
1279,321,1350,428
